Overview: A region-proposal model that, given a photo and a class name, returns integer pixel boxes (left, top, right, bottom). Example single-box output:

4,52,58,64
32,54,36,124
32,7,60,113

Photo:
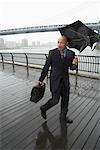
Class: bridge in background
0,22,100,36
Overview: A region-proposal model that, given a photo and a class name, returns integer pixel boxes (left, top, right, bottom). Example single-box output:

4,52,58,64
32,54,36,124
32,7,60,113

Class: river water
0,47,100,56
0,47,100,74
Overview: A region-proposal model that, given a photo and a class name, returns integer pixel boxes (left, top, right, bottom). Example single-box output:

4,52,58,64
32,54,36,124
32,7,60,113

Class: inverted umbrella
59,20,100,52
59,20,100,90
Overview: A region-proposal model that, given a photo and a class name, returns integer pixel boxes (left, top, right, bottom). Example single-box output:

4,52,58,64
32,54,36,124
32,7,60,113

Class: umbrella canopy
59,20,100,52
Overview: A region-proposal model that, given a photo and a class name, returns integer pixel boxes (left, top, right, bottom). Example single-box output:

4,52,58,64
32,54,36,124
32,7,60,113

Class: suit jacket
39,48,76,93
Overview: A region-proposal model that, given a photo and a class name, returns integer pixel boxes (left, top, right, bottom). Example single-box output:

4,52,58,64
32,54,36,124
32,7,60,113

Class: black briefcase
30,83,46,103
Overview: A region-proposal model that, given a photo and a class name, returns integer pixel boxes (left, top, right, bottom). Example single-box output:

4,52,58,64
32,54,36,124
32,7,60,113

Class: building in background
0,38,5,49
36,41,40,47
5,41,17,48
32,41,36,47
21,39,28,47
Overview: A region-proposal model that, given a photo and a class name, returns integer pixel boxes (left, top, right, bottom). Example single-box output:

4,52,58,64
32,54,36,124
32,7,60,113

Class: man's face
57,36,67,50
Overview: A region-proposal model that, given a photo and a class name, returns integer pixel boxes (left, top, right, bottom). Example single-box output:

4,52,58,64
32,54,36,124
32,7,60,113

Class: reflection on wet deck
0,64,100,150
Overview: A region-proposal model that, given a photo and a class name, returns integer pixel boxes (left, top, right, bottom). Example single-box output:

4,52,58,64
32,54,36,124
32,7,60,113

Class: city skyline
0,37,57,49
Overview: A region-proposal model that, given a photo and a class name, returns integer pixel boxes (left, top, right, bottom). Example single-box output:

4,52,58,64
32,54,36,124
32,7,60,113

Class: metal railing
78,55,100,74
0,52,100,78
0,53,47,78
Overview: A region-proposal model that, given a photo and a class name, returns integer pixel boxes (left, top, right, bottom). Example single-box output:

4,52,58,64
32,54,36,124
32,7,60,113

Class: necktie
60,50,64,59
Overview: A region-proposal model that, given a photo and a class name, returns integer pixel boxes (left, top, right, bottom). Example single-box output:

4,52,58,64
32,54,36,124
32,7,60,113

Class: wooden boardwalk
0,64,100,150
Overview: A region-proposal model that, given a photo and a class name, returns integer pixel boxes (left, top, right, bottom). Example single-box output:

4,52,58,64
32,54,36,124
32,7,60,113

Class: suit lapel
55,48,68,65
55,48,62,62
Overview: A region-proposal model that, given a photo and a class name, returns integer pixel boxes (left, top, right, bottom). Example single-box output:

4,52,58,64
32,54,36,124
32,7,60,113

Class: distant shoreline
0,45,100,56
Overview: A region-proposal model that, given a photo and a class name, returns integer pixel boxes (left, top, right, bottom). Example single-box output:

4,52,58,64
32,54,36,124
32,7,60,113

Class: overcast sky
0,0,100,43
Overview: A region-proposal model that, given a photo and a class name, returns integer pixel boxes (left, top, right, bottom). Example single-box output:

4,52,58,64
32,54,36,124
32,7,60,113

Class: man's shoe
40,106,47,119
60,116,73,124
66,117,73,124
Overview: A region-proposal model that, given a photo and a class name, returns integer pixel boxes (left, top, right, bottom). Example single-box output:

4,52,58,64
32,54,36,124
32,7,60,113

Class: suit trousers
42,78,70,118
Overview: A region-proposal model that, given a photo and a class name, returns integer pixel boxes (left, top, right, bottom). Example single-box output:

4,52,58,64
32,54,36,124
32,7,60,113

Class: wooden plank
1,104,59,149
0,89,79,149
1,94,50,134
66,102,99,149
1,89,76,130
94,136,100,150
14,92,96,149
82,119,100,150
69,107,100,150
0,91,75,131
46,100,96,150
0,65,100,150
25,99,96,150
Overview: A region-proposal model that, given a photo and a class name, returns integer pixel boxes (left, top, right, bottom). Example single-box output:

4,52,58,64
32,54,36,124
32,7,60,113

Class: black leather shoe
40,106,47,119
66,117,73,124
60,116,73,124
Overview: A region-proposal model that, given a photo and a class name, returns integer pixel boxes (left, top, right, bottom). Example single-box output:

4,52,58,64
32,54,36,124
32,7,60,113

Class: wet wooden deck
0,64,100,150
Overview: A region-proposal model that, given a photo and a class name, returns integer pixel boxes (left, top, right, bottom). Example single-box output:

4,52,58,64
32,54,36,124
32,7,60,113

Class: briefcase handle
37,82,45,87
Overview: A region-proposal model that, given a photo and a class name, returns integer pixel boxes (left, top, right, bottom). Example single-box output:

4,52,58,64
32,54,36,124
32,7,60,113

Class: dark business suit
39,48,75,118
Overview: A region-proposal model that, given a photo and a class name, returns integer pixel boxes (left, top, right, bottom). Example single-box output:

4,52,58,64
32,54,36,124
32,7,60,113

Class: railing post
45,54,49,84
10,53,15,72
75,62,78,90
97,56,100,74
0,53,4,71
24,53,29,78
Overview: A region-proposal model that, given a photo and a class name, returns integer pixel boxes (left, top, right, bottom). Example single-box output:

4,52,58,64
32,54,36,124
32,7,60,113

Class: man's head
57,36,69,50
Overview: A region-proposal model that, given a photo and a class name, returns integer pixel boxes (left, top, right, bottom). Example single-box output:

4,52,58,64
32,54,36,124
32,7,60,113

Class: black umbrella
59,20,100,52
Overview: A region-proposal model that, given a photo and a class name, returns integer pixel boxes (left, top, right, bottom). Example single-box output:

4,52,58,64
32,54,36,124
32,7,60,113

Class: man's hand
72,56,78,65
37,81,43,86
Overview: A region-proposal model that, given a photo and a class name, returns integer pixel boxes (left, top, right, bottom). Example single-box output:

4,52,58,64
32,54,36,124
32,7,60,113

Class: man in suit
38,36,78,123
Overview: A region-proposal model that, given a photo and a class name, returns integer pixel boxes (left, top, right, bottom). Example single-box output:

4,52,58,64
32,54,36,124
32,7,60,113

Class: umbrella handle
75,63,78,90
45,54,49,85
74,55,78,90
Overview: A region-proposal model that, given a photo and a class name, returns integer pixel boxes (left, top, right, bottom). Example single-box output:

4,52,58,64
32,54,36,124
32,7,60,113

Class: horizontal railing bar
0,52,100,76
